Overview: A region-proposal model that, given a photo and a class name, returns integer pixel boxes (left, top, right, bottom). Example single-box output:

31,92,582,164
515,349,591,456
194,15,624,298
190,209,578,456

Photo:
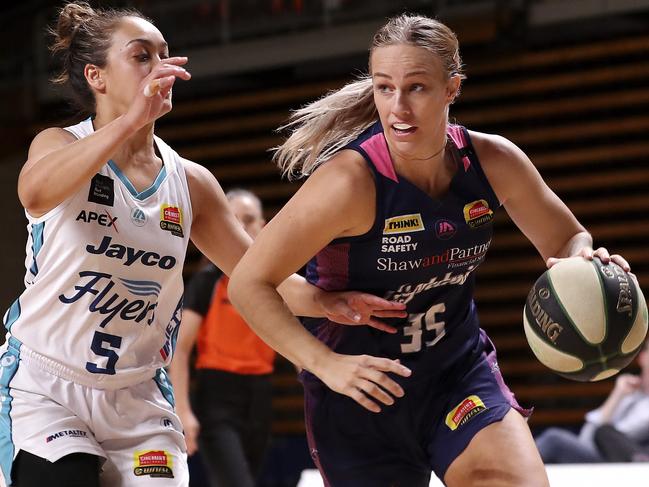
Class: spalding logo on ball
524,256,648,382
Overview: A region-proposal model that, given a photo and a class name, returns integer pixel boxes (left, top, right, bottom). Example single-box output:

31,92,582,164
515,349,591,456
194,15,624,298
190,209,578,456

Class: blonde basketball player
228,14,633,487
0,3,406,486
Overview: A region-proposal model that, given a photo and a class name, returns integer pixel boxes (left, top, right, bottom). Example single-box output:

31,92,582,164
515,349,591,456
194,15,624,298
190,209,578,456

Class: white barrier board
298,463,649,487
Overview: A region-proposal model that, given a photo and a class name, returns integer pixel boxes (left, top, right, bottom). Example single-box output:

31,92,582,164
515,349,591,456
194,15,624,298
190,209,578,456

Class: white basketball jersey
2,118,192,388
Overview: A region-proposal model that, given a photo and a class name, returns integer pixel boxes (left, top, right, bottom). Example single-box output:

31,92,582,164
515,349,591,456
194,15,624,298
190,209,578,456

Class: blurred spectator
593,423,649,462
536,338,649,463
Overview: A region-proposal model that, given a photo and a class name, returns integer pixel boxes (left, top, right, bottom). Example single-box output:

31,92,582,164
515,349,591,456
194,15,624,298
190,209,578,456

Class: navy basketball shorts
302,333,530,487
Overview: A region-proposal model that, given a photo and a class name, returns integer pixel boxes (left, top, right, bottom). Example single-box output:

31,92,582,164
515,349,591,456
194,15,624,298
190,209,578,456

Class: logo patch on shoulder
383,213,425,235
445,395,487,431
88,174,114,207
160,204,184,237
463,200,493,228
133,450,174,478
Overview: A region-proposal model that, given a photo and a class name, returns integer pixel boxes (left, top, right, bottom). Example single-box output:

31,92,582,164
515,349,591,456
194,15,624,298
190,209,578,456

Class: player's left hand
318,291,407,333
546,247,631,273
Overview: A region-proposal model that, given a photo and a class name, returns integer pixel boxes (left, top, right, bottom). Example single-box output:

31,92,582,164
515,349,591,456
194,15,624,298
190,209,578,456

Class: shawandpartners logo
377,240,491,272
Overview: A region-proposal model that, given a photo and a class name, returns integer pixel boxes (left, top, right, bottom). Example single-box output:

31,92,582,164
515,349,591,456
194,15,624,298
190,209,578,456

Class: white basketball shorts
0,337,188,487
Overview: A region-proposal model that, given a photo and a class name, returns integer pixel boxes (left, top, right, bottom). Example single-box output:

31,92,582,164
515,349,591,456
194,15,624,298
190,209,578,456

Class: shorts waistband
16,340,155,390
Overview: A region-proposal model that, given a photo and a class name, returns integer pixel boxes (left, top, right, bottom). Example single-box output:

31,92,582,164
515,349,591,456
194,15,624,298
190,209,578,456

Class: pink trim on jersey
447,124,472,172
361,126,472,179
360,133,398,182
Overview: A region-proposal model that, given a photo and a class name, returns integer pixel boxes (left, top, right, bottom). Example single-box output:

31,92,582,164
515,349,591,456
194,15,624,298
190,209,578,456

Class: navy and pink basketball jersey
303,121,500,375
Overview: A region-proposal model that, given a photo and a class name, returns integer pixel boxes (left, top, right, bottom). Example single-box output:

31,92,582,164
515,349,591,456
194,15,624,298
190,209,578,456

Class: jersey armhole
24,194,74,225
24,126,85,223
462,128,502,209
176,157,198,227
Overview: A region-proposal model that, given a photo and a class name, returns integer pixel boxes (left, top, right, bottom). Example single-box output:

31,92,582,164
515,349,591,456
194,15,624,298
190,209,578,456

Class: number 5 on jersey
86,331,122,375
401,303,446,353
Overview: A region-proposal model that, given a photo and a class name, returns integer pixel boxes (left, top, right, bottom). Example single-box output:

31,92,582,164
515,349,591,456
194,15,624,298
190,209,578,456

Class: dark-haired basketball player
0,3,408,486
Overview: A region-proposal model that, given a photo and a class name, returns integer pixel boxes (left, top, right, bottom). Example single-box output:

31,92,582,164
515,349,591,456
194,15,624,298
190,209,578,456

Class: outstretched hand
125,56,192,131
319,291,407,333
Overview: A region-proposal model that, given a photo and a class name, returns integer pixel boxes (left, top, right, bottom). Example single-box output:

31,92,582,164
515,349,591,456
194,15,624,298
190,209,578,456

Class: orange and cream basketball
524,257,648,381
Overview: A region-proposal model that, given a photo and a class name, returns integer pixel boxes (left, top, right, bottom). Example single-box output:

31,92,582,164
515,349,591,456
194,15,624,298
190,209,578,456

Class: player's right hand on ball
125,56,191,131
317,354,411,413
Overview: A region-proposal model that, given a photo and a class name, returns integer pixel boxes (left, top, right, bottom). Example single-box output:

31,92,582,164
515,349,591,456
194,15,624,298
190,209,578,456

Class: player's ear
446,75,461,104
85,64,106,93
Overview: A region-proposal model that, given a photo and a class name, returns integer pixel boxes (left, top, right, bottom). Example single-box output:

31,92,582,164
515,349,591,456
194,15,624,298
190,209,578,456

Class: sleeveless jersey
302,121,500,377
2,118,192,389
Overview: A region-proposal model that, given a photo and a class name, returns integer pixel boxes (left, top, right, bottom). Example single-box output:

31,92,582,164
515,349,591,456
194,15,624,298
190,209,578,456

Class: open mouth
392,123,417,135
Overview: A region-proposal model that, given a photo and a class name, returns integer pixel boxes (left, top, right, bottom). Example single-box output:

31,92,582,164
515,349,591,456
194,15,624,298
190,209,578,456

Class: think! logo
383,213,425,235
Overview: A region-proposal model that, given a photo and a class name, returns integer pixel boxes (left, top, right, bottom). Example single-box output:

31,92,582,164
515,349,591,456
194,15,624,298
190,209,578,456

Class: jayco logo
86,236,176,270
59,271,160,328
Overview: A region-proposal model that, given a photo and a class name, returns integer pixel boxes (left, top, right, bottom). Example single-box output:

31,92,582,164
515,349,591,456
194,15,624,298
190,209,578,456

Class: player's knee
459,464,548,487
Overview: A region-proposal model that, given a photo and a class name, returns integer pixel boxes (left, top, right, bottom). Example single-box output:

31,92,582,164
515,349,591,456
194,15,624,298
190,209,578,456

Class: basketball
524,257,648,381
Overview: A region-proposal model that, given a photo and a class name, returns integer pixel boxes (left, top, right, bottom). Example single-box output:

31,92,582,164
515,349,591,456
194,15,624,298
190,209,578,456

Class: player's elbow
18,170,50,216
228,264,251,315
17,173,39,212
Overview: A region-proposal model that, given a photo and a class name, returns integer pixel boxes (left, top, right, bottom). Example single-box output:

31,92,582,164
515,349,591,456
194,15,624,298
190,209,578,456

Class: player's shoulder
28,127,77,156
466,130,521,162
179,158,209,180
308,149,374,193
178,158,221,198
466,129,530,177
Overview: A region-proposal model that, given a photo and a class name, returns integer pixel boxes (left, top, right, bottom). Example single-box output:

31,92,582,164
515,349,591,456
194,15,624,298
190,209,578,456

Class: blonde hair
49,2,149,114
274,14,466,180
